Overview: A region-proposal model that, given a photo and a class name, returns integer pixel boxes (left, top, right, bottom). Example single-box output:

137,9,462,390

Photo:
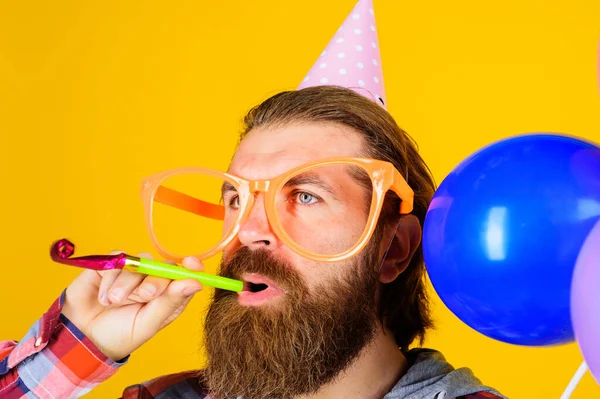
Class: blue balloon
423,133,600,346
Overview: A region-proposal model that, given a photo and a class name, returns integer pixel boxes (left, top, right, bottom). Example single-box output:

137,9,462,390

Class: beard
202,244,381,399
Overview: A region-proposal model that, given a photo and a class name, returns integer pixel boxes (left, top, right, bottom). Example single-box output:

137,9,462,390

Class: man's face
223,122,372,299
203,122,385,399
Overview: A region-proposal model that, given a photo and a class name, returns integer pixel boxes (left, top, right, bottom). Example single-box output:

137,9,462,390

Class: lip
237,273,285,306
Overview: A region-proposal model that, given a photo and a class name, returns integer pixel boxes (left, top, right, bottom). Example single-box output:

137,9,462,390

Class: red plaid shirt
0,292,504,399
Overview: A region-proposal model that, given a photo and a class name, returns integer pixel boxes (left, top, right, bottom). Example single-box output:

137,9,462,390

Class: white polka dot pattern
297,0,386,109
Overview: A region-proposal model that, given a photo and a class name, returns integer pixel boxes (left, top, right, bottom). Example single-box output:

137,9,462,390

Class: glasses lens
275,163,373,257
151,172,238,258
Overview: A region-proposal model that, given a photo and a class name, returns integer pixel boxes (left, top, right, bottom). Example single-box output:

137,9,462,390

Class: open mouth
238,274,284,306
244,282,269,293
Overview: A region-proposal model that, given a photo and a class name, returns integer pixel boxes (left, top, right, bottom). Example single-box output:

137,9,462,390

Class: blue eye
295,192,318,205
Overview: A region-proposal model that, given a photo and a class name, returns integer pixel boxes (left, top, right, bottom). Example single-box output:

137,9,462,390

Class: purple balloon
571,219,600,384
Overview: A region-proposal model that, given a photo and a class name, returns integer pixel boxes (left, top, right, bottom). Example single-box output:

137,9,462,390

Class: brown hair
238,85,436,350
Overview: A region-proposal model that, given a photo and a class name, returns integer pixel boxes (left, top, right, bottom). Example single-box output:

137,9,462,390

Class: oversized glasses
140,157,414,263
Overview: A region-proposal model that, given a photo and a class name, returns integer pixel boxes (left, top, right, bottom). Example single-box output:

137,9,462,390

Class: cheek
272,253,321,291
293,214,369,254
222,213,236,236
221,213,246,262
294,258,356,295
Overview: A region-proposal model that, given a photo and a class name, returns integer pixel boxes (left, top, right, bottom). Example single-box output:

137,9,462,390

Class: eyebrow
218,167,367,201
221,181,237,199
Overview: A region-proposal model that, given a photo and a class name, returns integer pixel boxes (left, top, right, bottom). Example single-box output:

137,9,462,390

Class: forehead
229,122,366,179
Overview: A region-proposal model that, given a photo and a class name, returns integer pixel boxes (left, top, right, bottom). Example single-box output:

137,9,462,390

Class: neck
297,325,408,399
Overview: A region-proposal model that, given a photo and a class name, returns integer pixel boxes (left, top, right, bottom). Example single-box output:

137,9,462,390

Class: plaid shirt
0,293,503,399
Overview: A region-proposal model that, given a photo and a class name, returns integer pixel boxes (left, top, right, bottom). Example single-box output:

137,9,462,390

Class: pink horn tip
50,238,128,271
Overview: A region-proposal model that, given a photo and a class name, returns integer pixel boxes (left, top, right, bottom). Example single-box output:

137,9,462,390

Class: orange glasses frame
140,157,414,263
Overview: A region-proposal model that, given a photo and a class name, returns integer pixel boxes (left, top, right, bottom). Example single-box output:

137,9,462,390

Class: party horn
50,238,243,292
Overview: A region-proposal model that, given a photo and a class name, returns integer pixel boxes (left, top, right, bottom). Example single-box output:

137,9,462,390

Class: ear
379,214,422,284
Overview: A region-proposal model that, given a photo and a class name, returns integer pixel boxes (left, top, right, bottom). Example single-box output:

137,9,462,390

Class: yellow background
1,0,599,397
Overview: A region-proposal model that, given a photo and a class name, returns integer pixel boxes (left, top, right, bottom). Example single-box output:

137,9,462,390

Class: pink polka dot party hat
297,0,387,109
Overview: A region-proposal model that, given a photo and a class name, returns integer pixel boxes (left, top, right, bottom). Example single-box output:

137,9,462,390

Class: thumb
181,256,204,271
136,278,202,333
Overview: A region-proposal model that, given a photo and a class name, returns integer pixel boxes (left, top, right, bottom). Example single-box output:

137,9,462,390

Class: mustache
217,247,307,296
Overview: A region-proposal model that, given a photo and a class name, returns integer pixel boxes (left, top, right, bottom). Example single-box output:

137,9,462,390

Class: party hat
297,0,387,109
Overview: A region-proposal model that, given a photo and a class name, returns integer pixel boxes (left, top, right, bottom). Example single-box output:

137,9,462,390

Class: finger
133,258,178,300
107,270,145,304
182,256,204,271
97,250,133,305
98,270,122,306
137,251,153,260
137,279,202,332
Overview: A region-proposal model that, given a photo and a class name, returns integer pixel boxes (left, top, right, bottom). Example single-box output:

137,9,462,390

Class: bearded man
1,86,505,399
1,1,507,397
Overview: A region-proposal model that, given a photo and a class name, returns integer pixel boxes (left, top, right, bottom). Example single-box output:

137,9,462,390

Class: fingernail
182,285,202,296
137,252,153,260
99,292,109,306
109,288,124,302
141,284,156,297
183,256,201,268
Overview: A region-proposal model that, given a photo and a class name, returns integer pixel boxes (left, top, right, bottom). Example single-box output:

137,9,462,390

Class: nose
237,193,279,251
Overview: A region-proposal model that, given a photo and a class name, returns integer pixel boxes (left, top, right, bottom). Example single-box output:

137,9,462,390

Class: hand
61,252,204,361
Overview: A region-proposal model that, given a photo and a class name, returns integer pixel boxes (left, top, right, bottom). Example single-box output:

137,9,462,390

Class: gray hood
383,348,508,399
